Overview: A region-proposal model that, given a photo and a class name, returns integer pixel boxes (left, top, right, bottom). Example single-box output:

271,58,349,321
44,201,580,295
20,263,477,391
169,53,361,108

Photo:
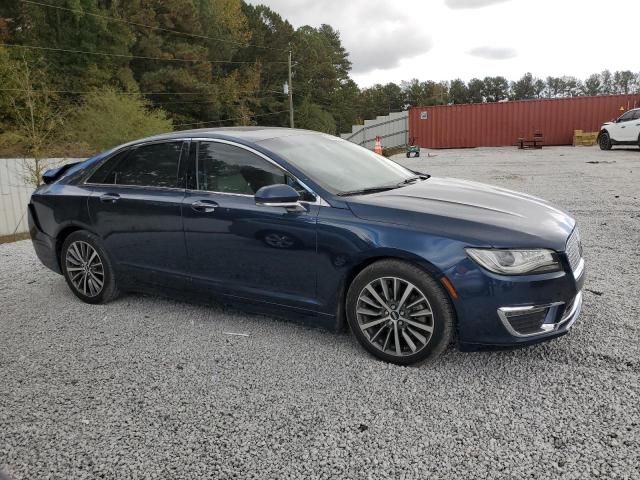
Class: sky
247,0,640,87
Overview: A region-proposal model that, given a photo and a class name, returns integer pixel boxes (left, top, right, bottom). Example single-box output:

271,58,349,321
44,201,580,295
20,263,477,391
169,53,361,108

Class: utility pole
288,48,294,128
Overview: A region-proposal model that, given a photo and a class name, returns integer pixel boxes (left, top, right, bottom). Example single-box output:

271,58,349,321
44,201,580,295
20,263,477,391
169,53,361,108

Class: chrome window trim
81,139,186,188
82,183,187,193
189,137,330,207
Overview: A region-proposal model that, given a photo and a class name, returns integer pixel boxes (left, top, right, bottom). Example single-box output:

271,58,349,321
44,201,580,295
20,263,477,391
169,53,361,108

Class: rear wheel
598,132,612,150
61,230,119,304
346,260,454,365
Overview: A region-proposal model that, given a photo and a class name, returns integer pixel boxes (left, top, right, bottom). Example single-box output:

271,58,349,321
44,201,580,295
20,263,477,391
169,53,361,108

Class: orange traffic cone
374,136,383,155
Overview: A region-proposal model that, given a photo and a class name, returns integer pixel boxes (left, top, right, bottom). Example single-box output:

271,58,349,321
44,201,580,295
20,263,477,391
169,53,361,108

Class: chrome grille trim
565,228,583,277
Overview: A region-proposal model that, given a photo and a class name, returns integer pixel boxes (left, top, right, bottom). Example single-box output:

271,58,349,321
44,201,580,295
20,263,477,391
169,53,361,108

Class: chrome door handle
100,193,120,203
191,200,218,213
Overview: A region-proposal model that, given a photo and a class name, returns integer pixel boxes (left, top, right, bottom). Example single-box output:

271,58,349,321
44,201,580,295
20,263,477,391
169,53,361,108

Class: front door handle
100,193,120,203
191,200,218,213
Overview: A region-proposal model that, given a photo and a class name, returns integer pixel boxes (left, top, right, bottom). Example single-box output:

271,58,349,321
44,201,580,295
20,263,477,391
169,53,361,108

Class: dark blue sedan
29,128,584,364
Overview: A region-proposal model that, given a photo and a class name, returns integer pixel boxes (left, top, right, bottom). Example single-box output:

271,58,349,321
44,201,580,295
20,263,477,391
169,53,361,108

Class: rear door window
88,142,184,188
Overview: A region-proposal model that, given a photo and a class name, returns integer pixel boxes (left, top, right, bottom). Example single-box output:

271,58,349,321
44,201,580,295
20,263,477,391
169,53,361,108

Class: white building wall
340,111,408,150
0,158,81,236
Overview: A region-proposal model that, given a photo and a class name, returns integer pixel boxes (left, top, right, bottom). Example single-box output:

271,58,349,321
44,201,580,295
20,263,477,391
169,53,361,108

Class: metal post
288,49,294,128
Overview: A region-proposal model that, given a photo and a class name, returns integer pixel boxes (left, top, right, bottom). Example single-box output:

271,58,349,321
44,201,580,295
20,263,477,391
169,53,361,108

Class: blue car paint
28,128,584,349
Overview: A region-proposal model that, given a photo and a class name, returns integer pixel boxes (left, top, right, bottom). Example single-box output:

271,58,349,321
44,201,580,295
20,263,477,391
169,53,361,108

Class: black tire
415,152,420,158
61,230,119,304
598,131,612,151
346,259,454,365
406,152,410,158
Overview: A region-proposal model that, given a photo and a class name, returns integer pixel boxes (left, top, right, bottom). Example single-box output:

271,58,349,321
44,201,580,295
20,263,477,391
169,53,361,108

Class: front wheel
346,260,455,365
61,230,119,304
598,132,612,150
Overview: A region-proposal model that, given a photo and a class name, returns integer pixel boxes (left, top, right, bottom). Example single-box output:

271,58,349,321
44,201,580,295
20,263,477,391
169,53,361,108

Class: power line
19,0,289,53
0,43,287,65
153,95,287,106
0,87,200,95
175,110,289,128
0,87,283,97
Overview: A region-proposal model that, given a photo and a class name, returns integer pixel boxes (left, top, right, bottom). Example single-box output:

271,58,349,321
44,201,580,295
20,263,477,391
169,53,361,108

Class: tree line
0,0,639,159
358,71,640,121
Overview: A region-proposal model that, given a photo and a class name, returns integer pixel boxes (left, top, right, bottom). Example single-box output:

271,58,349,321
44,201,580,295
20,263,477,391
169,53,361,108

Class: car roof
122,126,319,147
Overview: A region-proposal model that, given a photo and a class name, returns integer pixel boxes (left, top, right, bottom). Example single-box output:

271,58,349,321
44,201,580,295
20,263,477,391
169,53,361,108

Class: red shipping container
409,94,640,149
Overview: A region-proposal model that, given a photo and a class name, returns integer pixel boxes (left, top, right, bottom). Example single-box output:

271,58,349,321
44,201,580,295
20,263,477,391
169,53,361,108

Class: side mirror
255,184,303,210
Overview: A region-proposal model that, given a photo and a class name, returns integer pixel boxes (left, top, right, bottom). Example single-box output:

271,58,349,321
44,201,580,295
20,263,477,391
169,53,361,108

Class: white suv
598,108,640,150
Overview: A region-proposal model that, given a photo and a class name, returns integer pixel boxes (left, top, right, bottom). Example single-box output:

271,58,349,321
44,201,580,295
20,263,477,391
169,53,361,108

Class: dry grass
0,232,30,244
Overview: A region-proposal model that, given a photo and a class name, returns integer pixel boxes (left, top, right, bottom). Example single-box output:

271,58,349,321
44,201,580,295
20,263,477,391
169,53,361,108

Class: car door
628,109,640,143
182,139,320,309
85,140,190,289
611,110,636,142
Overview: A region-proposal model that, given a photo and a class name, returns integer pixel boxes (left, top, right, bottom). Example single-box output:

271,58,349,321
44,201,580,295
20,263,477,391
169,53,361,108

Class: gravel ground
1,145,639,479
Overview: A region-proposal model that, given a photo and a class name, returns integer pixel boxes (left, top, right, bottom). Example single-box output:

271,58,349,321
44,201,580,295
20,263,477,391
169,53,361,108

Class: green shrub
67,89,173,151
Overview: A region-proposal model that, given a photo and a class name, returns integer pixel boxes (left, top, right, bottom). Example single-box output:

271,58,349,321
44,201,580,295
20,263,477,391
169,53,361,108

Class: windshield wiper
337,185,398,196
337,175,430,197
397,174,430,186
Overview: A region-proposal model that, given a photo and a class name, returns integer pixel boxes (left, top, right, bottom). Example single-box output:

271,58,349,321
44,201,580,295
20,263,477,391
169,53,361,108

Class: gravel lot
1,145,639,479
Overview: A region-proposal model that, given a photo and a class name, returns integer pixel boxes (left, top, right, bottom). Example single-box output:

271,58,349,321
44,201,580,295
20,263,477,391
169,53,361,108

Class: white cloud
249,0,433,75
445,0,511,9
248,0,640,87
467,46,517,60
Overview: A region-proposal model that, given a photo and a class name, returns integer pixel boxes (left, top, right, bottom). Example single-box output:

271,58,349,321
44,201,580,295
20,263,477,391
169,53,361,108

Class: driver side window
618,111,635,122
195,141,314,201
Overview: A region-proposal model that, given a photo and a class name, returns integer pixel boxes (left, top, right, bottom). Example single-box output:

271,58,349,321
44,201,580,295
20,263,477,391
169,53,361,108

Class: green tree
67,88,172,150
510,72,543,100
296,97,335,134
0,52,65,185
467,78,484,103
613,70,636,94
0,0,134,92
582,73,602,96
448,79,469,104
600,70,614,94
482,76,509,102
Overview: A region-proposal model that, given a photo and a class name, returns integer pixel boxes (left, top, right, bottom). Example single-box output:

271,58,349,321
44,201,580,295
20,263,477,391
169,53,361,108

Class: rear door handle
191,200,218,213
100,193,120,203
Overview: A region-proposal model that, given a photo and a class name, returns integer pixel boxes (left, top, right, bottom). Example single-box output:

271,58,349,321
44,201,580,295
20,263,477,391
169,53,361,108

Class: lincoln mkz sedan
29,128,584,364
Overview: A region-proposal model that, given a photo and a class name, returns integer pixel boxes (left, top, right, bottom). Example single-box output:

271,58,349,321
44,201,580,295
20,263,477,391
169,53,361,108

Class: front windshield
258,133,416,194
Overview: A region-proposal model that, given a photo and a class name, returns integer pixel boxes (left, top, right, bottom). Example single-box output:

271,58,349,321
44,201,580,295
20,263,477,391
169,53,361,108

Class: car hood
346,177,576,250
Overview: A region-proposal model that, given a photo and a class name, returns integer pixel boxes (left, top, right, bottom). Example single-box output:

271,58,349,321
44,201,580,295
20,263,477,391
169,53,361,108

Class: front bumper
497,290,582,338
447,253,584,350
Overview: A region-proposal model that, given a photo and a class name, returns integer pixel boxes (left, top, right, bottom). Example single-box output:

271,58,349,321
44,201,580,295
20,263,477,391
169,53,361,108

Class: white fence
340,111,408,149
0,158,81,236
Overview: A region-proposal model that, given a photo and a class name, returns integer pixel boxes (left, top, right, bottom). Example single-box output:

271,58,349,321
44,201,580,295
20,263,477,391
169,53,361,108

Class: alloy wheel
65,241,105,297
355,276,434,357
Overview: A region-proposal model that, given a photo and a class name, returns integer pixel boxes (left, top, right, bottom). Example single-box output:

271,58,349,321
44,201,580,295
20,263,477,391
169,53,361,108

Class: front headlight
466,248,561,275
